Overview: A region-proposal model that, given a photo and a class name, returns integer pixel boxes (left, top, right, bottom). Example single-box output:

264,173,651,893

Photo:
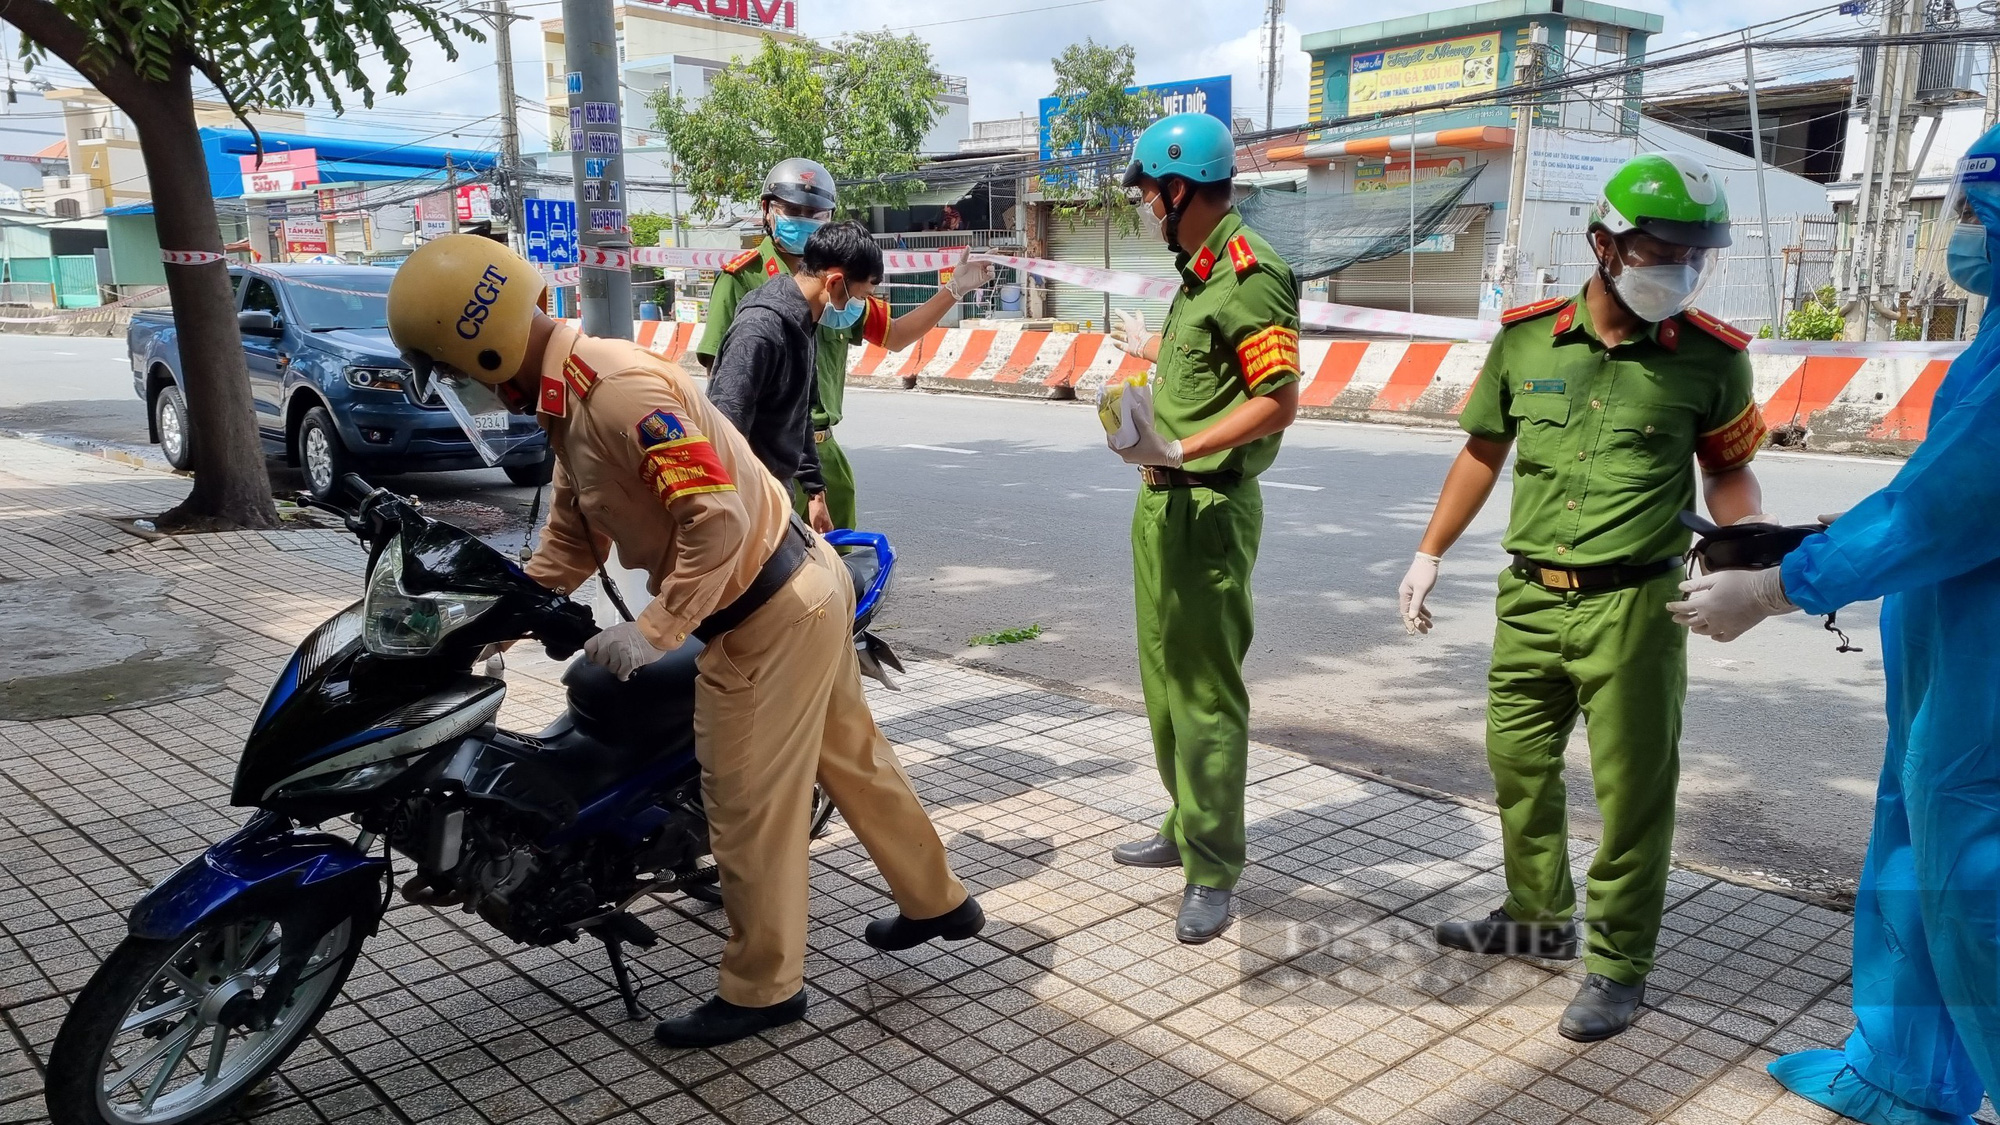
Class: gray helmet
762,157,837,212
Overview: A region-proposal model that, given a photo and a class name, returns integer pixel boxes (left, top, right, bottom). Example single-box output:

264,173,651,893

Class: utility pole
446,156,461,235
1499,23,1544,308
468,1,531,247
1845,0,1924,340
1261,0,1286,131
1742,34,1783,338
564,0,632,339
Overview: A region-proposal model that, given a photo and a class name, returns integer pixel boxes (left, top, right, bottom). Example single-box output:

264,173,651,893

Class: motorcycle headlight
273,758,409,799
362,545,498,656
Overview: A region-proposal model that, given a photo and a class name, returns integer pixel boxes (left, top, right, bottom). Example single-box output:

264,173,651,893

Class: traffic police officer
1398,153,1769,1041
697,157,990,531
387,235,981,1050
1106,113,1301,943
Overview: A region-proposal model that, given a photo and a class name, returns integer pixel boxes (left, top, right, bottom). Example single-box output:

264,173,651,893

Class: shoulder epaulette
1500,296,1568,326
722,248,760,275
1680,307,1752,351
1226,234,1259,276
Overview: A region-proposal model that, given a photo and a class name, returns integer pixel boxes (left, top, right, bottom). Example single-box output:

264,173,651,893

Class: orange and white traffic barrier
578,318,1960,451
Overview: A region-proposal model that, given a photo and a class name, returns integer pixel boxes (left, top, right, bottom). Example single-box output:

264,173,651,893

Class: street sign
521,198,578,265
565,71,583,94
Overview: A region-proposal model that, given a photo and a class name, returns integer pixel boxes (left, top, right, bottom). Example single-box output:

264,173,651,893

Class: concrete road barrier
586,319,1952,455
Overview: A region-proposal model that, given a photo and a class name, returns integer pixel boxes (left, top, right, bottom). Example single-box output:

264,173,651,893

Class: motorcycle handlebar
532,599,600,661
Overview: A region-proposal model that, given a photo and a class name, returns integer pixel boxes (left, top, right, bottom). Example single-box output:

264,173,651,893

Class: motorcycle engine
387,786,707,944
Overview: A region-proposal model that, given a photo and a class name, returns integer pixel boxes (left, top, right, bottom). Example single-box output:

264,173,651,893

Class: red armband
860,295,891,346
1696,403,1768,472
1237,325,1300,390
640,433,735,502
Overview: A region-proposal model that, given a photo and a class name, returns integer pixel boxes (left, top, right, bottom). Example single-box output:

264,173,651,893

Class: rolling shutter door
1046,217,1177,328
1325,207,1489,321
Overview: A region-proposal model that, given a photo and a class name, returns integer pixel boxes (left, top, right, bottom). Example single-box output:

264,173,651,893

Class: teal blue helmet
1121,113,1235,188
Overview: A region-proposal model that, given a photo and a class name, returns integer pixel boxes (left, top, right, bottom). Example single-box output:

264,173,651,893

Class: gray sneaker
1175,885,1232,943
1111,834,1182,868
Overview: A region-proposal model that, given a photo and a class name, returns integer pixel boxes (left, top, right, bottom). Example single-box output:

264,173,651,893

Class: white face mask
1610,263,1704,323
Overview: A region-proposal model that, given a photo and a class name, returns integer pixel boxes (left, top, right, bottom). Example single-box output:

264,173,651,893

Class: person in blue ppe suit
1667,124,2000,1125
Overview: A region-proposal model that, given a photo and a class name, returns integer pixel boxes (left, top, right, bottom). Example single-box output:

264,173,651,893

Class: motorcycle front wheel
45,911,366,1125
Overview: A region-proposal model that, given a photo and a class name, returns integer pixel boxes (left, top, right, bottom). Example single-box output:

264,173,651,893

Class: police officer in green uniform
1399,153,1771,1041
696,157,990,531
1104,113,1301,943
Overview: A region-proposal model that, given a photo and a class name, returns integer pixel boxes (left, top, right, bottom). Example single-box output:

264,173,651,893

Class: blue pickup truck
129,264,552,498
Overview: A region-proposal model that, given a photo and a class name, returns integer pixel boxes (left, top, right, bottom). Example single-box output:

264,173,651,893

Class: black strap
694,516,815,642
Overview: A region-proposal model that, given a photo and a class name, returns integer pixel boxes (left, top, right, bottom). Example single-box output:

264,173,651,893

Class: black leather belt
1511,554,1679,594
1138,466,1241,490
695,515,815,641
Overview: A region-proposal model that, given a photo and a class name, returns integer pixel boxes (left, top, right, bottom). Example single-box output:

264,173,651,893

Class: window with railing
80,127,102,140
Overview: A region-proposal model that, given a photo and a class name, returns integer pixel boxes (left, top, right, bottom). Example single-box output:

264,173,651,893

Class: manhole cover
0,574,229,721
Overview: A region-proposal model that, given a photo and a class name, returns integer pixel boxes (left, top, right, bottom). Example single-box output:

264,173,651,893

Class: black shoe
1433,908,1579,959
1111,834,1182,868
1559,974,1646,1042
863,895,985,951
653,991,807,1049
1176,885,1232,943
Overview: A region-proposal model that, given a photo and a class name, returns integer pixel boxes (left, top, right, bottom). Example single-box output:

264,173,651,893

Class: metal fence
0,282,56,308
1545,214,1840,339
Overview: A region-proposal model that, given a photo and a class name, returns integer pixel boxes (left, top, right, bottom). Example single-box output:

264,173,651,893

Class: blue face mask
1948,222,1992,296
771,214,824,255
819,282,866,330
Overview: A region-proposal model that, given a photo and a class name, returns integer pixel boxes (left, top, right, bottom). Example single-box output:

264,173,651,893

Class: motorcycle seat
562,640,702,755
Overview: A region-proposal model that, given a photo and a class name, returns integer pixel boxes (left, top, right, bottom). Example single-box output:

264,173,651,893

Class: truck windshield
289,272,393,331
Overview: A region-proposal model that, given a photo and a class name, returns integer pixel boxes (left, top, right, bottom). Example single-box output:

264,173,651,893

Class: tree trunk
127,62,277,531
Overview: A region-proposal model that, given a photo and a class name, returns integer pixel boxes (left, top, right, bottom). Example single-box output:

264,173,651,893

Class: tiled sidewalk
0,438,1866,1125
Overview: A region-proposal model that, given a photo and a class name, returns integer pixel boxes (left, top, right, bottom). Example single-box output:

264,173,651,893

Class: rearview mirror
237,310,280,337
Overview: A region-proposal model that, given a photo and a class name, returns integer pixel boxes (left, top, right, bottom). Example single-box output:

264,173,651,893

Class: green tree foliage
2,0,476,530
1042,39,1160,230
649,33,944,218
629,212,674,247
1757,286,1845,341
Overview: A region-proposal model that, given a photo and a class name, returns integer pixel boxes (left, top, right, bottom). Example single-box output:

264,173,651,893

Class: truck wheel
154,387,193,471
503,450,554,488
297,408,348,502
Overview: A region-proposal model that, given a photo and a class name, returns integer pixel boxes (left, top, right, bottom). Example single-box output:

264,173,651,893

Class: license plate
474,411,508,433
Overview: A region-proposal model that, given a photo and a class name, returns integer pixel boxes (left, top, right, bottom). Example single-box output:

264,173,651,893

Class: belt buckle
1539,567,1576,590
1138,466,1166,487
813,429,830,444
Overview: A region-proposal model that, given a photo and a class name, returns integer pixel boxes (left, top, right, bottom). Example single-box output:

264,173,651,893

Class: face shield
403,350,543,468
1941,151,2000,297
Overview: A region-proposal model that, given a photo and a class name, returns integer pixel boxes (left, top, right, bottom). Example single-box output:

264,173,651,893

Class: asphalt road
3,334,1903,898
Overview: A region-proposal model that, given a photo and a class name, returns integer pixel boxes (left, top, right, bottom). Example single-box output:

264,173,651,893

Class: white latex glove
1110,309,1150,357
1667,568,1797,642
1399,552,1442,635
583,621,666,681
945,258,992,298
1818,511,1845,526
1107,381,1182,467
1732,513,1777,526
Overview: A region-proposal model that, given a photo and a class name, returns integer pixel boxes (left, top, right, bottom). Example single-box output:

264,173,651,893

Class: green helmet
1591,153,1732,249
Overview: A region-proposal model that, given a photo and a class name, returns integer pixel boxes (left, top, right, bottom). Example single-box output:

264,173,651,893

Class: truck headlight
346,366,407,392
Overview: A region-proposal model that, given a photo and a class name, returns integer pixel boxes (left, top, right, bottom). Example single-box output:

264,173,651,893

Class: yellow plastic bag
1097,371,1150,448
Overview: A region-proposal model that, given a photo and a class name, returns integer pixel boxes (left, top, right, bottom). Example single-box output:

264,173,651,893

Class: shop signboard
1349,32,1501,113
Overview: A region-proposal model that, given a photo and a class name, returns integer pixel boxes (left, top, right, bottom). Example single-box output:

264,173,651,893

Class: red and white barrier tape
160,249,226,266
970,252,1501,342
0,285,168,324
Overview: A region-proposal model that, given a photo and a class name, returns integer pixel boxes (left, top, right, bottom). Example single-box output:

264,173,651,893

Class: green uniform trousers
1132,479,1262,891
791,429,857,531
1486,566,1687,985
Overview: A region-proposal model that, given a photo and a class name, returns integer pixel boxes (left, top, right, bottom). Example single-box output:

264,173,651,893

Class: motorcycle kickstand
586,913,659,1022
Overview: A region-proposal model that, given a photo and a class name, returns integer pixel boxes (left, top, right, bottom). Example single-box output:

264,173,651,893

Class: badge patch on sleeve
1696,403,1769,472
1236,325,1300,389
641,436,735,502
636,409,688,448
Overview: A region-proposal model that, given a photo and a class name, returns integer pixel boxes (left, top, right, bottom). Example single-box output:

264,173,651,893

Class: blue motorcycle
45,476,902,1125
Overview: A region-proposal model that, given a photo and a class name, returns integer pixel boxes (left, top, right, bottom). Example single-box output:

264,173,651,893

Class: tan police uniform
524,323,968,1006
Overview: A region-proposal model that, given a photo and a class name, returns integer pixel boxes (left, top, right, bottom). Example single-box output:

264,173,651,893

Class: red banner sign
239,148,320,195
635,0,795,29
